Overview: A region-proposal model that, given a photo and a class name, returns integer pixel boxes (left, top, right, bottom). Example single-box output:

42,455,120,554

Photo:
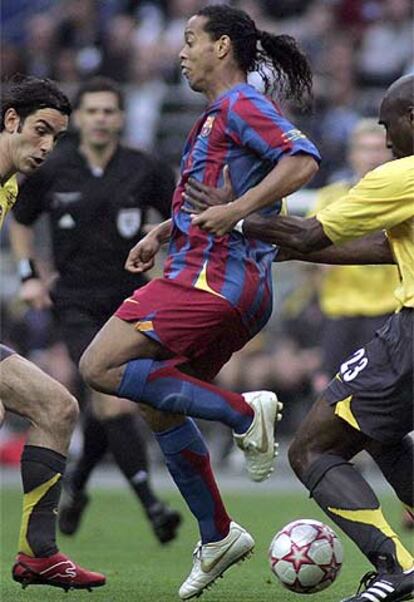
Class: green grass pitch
1,488,411,601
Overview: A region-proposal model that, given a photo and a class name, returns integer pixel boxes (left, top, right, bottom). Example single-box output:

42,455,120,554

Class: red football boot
12,552,106,591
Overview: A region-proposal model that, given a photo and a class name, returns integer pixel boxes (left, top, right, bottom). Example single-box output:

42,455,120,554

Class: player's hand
183,165,234,214
125,233,161,273
191,203,241,236
20,278,52,310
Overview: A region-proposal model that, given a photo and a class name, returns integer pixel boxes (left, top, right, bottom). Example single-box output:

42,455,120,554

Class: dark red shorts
115,278,251,381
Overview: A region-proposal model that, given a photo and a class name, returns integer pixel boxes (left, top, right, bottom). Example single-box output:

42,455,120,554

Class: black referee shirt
13,138,174,311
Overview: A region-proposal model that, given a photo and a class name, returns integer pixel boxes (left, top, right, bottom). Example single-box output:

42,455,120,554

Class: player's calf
1,355,79,453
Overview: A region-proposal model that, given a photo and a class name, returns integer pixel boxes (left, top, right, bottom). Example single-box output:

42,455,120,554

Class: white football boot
233,391,283,482
178,521,255,600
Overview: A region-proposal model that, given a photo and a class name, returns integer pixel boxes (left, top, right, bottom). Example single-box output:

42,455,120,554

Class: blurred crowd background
1,0,413,468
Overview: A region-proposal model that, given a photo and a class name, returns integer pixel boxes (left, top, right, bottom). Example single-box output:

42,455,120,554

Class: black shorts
54,307,109,366
325,308,413,444
321,314,391,378
51,286,135,366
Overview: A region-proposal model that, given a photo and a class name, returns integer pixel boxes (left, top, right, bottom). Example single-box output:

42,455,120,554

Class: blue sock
155,418,231,543
118,358,253,433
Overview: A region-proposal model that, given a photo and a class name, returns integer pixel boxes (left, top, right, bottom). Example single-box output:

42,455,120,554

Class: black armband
17,259,39,282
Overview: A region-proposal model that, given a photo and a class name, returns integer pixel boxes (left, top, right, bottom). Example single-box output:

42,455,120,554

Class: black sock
19,445,66,557
303,454,414,571
369,436,414,509
103,414,159,511
71,412,108,493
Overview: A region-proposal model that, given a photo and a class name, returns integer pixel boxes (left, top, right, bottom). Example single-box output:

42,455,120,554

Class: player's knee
52,389,79,431
33,384,79,439
79,347,105,392
62,392,79,428
80,346,123,395
288,434,323,480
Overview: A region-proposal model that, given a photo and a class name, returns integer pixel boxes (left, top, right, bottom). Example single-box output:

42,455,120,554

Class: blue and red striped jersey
165,83,320,337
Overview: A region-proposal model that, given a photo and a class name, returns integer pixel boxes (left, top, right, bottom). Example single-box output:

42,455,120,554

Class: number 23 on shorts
340,348,369,382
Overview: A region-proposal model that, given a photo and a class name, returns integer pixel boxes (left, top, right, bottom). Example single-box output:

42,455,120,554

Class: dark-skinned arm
243,213,331,251
247,221,394,265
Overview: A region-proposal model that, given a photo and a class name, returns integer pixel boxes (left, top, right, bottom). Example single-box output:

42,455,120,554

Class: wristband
233,219,245,235
17,259,39,282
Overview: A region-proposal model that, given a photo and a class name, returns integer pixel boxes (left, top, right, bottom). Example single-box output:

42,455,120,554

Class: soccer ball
268,519,343,594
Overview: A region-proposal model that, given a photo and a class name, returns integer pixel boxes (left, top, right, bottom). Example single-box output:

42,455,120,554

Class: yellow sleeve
308,182,350,217
317,161,414,245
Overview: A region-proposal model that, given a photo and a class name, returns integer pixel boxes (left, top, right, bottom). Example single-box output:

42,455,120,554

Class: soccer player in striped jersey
0,74,105,591
80,4,320,599
187,74,414,602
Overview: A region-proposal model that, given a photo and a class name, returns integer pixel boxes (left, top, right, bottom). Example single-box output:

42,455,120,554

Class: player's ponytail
197,4,313,110
256,31,313,110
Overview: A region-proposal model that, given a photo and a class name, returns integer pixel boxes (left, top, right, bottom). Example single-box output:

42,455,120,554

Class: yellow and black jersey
317,157,414,309
0,175,18,230
312,181,399,317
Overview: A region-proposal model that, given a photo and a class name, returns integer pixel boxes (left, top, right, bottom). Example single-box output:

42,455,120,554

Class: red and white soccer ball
268,519,344,594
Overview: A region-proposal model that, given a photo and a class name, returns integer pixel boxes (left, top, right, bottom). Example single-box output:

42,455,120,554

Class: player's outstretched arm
243,213,331,252
125,219,172,273
275,231,395,265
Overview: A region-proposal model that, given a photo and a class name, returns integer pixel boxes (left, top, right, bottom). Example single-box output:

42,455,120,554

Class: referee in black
9,77,182,543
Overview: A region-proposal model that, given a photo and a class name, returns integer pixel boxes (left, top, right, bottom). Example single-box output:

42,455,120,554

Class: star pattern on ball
282,542,316,573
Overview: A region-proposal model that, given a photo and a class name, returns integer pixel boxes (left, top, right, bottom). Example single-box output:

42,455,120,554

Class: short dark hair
1,74,72,131
73,76,125,111
197,4,313,109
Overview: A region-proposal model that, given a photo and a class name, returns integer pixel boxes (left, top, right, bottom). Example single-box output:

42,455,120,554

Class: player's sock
155,418,231,544
302,454,414,572
118,358,253,434
103,414,159,510
368,435,414,509
18,445,66,557
71,412,108,493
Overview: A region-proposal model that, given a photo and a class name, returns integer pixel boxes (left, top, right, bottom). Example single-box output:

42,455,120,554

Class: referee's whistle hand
20,278,52,310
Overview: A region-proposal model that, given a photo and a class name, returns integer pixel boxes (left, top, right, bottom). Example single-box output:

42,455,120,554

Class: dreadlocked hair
197,4,313,110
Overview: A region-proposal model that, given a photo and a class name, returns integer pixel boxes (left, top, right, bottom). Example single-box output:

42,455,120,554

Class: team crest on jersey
117,208,141,238
200,116,215,137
